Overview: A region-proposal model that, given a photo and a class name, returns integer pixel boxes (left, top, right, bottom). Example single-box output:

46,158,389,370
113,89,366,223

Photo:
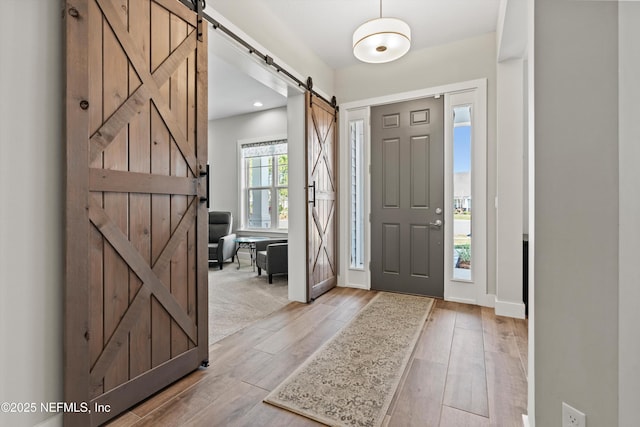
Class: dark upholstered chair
256,240,288,284
208,211,236,270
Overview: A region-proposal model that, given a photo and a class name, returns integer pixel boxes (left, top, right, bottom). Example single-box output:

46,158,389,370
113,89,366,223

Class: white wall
286,94,307,302
208,107,288,230
205,0,334,98
336,33,499,295
207,103,308,303
618,2,640,425
495,58,525,318
535,0,619,425
0,2,63,427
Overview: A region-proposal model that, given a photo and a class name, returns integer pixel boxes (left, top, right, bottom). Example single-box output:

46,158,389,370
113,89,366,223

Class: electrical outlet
562,402,586,427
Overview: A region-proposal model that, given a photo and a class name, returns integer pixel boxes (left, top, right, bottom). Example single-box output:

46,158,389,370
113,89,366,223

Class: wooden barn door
64,1,208,425
306,92,338,300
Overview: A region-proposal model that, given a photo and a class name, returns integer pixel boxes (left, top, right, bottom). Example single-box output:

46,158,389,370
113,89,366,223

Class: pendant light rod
178,0,338,110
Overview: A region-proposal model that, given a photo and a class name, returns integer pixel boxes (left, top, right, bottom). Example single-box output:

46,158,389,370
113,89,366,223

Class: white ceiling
208,52,287,120
208,0,501,119
261,0,501,69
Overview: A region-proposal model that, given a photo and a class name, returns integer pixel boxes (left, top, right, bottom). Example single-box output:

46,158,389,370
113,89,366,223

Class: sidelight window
453,105,472,280
349,119,365,269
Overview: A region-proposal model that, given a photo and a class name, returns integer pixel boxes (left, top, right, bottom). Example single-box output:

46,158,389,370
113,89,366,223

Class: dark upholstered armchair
256,240,288,284
208,211,236,270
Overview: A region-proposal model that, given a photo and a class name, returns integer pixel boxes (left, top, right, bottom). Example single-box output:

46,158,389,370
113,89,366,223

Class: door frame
338,78,491,306
204,18,320,303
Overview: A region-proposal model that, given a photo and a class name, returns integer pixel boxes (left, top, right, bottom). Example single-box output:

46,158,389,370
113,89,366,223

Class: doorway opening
206,23,307,343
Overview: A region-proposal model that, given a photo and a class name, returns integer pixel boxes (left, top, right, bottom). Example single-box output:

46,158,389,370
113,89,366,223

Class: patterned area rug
264,292,434,427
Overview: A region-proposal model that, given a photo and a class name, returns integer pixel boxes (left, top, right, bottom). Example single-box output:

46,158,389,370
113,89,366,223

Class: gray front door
371,97,444,297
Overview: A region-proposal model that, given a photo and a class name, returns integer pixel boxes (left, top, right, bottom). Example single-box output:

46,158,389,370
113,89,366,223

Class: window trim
237,135,288,232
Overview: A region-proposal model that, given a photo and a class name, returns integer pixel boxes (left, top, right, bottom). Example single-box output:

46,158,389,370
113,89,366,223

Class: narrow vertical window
453,106,472,280
350,119,365,269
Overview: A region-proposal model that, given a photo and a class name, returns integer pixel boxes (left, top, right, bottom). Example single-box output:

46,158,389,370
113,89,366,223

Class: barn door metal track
180,0,338,111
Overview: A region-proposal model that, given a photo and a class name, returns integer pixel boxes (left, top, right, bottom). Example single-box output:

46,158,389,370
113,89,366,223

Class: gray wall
0,1,63,427
535,1,619,425
618,3,640,426
336,32,499,295
496,58,524,312
208,107,288,231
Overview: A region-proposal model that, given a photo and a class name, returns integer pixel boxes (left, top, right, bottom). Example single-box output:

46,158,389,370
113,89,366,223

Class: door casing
338,79,489,306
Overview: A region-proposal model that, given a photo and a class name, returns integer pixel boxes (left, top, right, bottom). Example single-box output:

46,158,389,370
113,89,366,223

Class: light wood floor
106,287,528,427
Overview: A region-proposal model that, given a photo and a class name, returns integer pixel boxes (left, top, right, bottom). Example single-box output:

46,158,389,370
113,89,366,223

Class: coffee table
234,236,270,271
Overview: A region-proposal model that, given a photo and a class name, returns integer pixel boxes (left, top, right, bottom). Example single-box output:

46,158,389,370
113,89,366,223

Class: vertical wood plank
480,307,520,357
413,307,456,365
65,0,91,424
387,359,447,427
102,0,130,392
485,350,528,427
88,0,105,400
150,0,172,367
512,318,529,377
195,15,208,362
128,0,152,379
186,27,197,351
439,405,490,427
170,12,189,357
454,303,483,331
442,327,489,417
181,381,268,426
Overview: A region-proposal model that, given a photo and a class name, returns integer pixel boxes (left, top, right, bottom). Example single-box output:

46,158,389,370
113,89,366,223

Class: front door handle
429,219,442,228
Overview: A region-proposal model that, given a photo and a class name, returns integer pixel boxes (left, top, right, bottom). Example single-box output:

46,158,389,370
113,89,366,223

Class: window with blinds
241,139,288,230
349,120,364,269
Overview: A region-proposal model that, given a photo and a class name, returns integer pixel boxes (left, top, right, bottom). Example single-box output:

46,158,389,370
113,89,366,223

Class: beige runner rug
264,292,434,427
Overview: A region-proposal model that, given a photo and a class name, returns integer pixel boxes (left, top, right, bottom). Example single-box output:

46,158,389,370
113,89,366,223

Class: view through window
453,106,472,280
241,140,288,230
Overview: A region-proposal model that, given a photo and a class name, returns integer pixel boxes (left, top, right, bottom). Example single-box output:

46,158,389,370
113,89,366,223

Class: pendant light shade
353,10,411,64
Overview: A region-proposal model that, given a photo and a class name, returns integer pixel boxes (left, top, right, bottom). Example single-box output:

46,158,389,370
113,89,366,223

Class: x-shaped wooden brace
309,108,336,275
310,109,336,193
88,196,199,387
90,0,199,176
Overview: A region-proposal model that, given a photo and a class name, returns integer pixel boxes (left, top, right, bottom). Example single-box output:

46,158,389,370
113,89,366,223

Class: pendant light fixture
353,0,411,64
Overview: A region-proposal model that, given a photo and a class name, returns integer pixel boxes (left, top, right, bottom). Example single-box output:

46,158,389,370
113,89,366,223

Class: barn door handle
200,165,210,209
308,181,316,207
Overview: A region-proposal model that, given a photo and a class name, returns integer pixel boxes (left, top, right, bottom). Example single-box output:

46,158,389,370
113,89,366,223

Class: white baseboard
445,296,476,305
478,293,496,307
35,414,62,427
495,298,526,319
522,414,530,427
339,283,369,290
